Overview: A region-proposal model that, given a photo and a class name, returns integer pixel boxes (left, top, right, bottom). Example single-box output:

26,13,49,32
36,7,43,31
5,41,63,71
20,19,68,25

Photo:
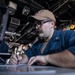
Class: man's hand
28,56,48,66
9,53,28,65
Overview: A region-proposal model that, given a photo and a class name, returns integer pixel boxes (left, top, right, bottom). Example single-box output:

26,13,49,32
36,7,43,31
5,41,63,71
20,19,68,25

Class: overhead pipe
18,0,44,10
15,26,34,42
53,0,68,13
18,22,29,33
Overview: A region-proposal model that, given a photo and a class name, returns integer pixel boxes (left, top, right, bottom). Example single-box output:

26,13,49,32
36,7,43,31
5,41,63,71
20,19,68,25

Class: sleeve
0,41,8,53
67,31,75,54
24,44,38,59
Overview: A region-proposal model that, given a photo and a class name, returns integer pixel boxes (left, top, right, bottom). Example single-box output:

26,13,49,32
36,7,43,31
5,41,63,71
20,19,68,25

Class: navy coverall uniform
25,30,75,65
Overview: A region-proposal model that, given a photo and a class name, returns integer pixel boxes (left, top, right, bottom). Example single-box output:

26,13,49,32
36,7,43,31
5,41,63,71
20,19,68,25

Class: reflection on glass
0,64,34,72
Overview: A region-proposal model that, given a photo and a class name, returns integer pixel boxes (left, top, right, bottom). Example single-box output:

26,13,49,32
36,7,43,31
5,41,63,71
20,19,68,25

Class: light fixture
22,6,30,16
8,1,17,15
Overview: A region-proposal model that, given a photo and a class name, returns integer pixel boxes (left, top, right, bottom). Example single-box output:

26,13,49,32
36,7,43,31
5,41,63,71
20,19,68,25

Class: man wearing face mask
9,9,75,68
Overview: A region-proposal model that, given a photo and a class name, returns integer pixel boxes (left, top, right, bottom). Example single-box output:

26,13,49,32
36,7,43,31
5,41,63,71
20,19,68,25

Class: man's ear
51,21,55,28
51,21,55,25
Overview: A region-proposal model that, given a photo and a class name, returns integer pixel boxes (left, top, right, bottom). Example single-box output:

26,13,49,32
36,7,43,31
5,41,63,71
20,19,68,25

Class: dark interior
0,0,75,48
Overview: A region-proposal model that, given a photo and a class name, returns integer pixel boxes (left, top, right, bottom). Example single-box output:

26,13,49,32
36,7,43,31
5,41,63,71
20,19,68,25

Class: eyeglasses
35,19,52,26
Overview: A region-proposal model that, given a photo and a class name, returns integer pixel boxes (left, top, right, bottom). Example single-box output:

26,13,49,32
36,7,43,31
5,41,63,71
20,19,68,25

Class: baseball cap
28,9,56,22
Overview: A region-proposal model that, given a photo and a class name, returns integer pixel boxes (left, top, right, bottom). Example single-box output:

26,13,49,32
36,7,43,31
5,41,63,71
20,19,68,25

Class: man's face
35,19,54,38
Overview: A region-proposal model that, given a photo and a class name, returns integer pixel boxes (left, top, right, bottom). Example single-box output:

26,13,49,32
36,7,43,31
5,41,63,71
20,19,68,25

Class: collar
50,29,60,42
